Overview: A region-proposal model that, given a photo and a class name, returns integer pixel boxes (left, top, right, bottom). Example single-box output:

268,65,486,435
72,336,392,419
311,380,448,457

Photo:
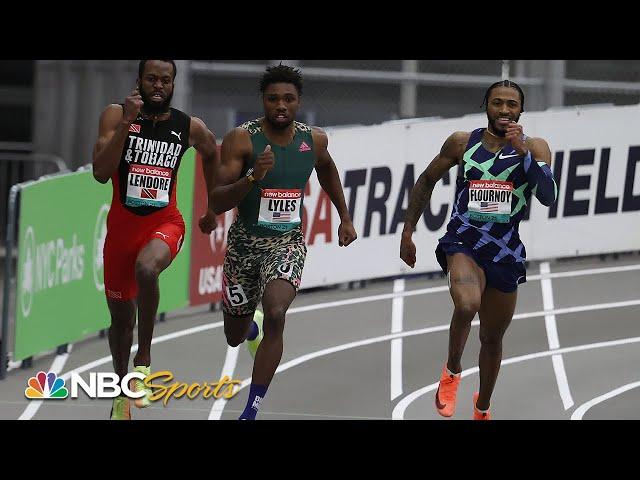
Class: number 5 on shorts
226,284,248,307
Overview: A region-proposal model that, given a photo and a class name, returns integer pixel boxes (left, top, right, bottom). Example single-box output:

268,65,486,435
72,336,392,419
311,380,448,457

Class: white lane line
392,336,640,419
19,260,640,421
541,263,560,349
18,322,223,420
288,285,449,313
540,262,574,410
391,279,405,401
285,263,640,314
221,299,640,418
571,381,640,420
511,299,640,319
532,263,640,280
18,344,73,420
208,345,240,420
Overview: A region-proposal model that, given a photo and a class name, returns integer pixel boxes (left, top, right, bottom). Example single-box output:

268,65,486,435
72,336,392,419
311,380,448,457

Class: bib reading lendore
114,107,191,216
444,128,537,263
237,118,316,236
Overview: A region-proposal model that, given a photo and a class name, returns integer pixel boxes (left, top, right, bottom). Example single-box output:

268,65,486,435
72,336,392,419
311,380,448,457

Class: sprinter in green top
211,64,357,420
236,116,316,235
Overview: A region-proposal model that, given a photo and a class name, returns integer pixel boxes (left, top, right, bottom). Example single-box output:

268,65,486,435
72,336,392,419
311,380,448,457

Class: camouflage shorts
222,220,307,316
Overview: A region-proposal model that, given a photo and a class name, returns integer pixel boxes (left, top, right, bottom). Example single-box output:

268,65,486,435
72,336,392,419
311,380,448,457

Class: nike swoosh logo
498,153,520,159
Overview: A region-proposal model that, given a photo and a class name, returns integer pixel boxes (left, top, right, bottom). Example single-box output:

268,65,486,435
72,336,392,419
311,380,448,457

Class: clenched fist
123,87,143,124
253,145,275,180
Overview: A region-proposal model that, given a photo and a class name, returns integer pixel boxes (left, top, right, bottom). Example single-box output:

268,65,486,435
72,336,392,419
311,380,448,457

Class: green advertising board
14,149,196,360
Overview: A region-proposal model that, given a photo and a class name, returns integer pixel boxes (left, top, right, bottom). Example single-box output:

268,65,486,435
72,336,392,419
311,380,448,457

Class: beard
486,111,520,137
140,89,173,115
265,114,294,131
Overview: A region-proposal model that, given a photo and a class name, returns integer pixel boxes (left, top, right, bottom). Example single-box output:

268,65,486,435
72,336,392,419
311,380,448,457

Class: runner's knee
224,331,245,347
223,313,253,347
109,312,135,330
108,301,135,330
262,305,286,336
453,298,481,320
479,327,505,345
135,260,160,285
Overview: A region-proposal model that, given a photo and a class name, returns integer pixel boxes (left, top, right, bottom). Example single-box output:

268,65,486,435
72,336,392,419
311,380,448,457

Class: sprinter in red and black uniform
92,60,219,420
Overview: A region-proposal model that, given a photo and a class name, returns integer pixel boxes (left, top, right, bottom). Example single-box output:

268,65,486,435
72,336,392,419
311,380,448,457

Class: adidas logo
299,141,311,152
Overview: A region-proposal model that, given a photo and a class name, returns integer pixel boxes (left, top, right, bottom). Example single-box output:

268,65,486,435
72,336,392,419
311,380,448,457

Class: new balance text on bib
467,180,513,223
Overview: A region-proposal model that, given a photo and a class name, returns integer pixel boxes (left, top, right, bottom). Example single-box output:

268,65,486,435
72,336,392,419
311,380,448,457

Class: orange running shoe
472,392,491,420
435,364,461,417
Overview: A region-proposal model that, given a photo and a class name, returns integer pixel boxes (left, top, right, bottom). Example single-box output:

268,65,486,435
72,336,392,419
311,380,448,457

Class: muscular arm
312,128,350,221
313,127,357,246
190,117,219,210
92,105,131,184
523,137,557,207
210,128,253,215
402,131,468,234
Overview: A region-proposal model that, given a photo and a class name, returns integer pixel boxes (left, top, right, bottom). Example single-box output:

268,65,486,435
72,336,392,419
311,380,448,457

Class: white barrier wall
298,104,640,288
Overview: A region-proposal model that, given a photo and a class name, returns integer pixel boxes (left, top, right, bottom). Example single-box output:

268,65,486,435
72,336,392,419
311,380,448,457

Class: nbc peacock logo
25,371,69,399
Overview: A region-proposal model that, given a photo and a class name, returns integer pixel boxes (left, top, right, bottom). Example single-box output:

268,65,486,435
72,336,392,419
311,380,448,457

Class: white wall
298,104,640,288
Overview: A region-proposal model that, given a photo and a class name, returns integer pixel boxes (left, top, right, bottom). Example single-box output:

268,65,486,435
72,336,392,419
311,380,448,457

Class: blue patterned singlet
445,128,537,263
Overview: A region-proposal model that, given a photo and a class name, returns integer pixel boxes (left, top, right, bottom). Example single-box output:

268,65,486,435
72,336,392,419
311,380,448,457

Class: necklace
485,128,501,138
141,110,170,122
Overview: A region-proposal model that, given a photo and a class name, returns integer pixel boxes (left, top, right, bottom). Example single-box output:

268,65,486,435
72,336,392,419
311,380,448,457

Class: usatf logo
25,371,68,399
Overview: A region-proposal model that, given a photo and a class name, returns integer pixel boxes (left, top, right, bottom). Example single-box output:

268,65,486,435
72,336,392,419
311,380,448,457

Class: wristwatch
245,168,256,183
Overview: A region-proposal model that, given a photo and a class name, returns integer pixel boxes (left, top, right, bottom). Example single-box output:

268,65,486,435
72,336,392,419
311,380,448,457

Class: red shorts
103,209,185,301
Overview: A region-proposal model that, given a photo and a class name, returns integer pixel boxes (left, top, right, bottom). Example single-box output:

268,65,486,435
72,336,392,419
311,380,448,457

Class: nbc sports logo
25,371,68,399
24,371,147,400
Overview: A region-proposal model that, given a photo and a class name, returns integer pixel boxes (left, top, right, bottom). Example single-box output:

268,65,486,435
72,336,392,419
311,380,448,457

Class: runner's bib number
126,164,172,208
467,180,513,223
258,188,302,232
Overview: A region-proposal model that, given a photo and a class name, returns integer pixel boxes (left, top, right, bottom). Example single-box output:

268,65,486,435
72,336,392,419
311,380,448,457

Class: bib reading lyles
467,180,513,223
258,188,302,232
126,164,172,208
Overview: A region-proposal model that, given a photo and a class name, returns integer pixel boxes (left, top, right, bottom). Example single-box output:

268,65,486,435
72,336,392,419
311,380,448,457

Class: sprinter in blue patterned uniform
400,80,557,419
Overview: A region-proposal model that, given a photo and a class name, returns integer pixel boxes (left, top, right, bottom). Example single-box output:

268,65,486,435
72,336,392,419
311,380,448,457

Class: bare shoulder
449,130,472,146
525,136,552,157
104,103,123,114
189,116,205,139
224,126,251,142
311,126,328,148
222,126,252,156
190,116,215,137
189,116,217,149
311,125,326,136
190,116,207,131
525,136,550,149
100,103,124,124
442,131,471,157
